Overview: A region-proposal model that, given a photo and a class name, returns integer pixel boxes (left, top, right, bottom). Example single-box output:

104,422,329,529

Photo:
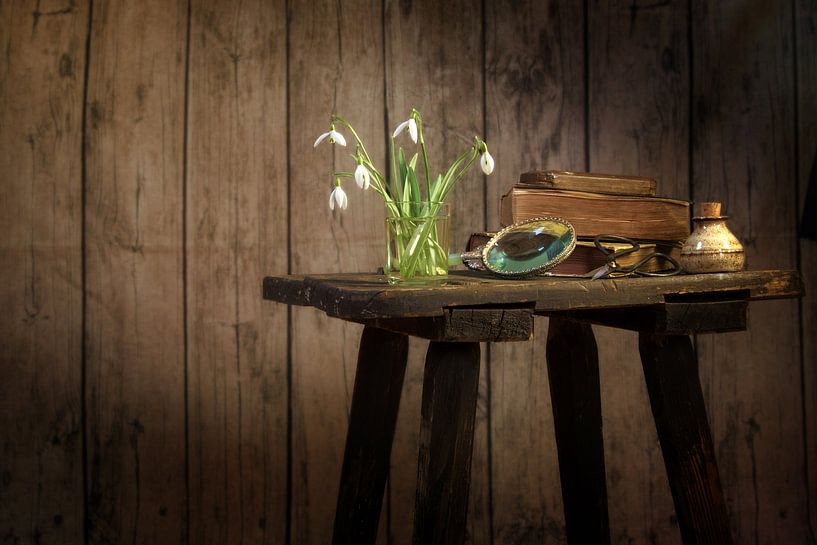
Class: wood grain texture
692,1,811,543
368,308,533,342
383,1,489,543
484,1,584,540
545,318,610,545
287,0,387,543
553,300,748,334
588,0,689,541
796,0,817,538
639,333,733,545
333,326,408,545
84,0,188,542
0,1,88,542
263,270,802,318
0,0,814,542
186,1,288,543
468,346,492,545
413,342,481,545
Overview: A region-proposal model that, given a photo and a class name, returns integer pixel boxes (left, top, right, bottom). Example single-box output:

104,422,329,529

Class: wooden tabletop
263,270,803,320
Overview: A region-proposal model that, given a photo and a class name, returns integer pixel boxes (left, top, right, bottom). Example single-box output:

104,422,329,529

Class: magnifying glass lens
484,219,575,276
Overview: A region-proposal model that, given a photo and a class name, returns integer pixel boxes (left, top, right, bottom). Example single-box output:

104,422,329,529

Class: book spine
499,192,513,226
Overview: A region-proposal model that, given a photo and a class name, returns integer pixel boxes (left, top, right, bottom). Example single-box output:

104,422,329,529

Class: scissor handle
591,236,684,278
630,252,684,277
593,234,640,261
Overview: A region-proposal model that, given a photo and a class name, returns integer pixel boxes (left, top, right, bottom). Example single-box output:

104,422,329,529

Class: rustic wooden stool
263,270,802,545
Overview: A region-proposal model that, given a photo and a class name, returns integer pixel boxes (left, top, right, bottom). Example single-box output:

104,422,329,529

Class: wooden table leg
332,326,409,545
545,317,611,545
639,333,733,545
412,341,481,545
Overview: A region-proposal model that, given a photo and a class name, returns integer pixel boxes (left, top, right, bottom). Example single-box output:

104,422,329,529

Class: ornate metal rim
481,216,577,277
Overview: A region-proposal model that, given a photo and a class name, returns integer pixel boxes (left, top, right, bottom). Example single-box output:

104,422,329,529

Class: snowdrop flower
392,117,418,143
480,149,495,175
354,163,371,190
328,180,348,211
314,126,347,147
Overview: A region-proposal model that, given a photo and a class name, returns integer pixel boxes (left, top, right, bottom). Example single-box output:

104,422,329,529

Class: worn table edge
262,269,803,320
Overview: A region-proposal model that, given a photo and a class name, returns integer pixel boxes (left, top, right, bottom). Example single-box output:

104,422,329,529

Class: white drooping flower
314,128,347,147
329,183,348,211
480,149,495,175
354,163,371,190
392,117,418,143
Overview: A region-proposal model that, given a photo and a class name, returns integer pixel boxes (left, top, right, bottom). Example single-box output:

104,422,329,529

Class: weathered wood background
1,0,815,543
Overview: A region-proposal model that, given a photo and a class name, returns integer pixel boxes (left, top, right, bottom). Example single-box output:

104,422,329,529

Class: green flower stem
415,115,432,201
357,157,390,193
389,137,399,198
439,151,478,201
400,201,444,277
325,113,490,281
420,139,431,200
332,115,372,161
432,146,477,202
370,166,391,197
393,218,447,279
335,171,400,217
333,115,390,195
428,227,447,263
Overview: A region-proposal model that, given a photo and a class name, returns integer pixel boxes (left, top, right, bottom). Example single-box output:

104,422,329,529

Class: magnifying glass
449,217,577,277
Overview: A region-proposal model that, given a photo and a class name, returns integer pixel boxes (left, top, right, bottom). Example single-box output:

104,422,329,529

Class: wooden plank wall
485,1,584,542
588,1,689,541
288,1,386,543
692,3,808,543
0,1,88,542
0,1,814,544
384,2,492,544
84,1,188,541
796,0,817,537
186,1,288,543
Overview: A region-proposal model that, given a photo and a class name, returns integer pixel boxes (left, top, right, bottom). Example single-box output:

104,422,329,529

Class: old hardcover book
466,233,680,275
499,187,690,240
518,170,657,196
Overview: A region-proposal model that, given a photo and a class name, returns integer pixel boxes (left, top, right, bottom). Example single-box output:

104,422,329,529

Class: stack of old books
473,171,691,275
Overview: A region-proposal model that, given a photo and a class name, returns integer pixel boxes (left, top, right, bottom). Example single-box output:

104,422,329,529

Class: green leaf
406,166,421,214
430,174,443,202
408,153,421,201
402,170,412,209
397,148,407,197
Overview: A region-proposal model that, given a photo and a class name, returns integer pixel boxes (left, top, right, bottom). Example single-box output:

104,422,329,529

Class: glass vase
384,202,451,284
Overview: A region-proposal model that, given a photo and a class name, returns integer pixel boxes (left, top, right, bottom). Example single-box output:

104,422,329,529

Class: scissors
588,235,684,279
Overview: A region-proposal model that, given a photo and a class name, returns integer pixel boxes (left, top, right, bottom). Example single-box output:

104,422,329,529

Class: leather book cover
518,170,657,197
499,188,690,241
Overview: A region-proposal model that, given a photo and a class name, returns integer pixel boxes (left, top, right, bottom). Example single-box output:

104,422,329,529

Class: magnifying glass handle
448,250,483,265
449,250,486,271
